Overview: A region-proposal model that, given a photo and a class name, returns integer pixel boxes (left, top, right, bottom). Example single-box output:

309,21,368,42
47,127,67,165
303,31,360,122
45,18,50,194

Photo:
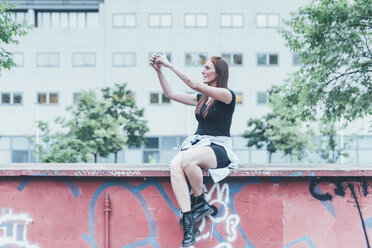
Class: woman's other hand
155,52,171,68
150,53,162,72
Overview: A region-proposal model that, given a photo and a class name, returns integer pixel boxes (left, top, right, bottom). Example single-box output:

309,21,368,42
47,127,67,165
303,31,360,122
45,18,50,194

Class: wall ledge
0,163,371,177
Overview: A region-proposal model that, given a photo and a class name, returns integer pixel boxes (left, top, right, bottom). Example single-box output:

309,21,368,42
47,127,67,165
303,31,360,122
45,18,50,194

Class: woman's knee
180,150,199,170
169,152,183,175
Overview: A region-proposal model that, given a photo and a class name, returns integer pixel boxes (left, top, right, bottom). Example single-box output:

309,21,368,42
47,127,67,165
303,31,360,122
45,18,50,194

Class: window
143,136,186,163
73,93,81,104
150,93,159,104
257,53,278,66
112,52,136,67
1,93,10,104
36,11,99,28
148,52,172,66
51,12,60,27
69,12,77,27
1,93,22,105
49,93,59,104
185,14,207,28
150,92,170,104
232,136,250,163
36,53,60,67
13,93,22,104
38,93,47,104
112,14,136,28
185,53,207,66
160,136,179,163
149,14,172,28
235,92,243,104
60,13,68,28
11,136,30,163
11,11,28,24
162,93,171,104
293,53,302,66
77,12,86,28
37,93,59,105
256,14,279,28
12,151,29,163
358,136,372,149
220,14,243,28
257,91,268,104
12,52,24,67
12,137,29,150
144,137,159,163
72,52,96,67
221,53,243,66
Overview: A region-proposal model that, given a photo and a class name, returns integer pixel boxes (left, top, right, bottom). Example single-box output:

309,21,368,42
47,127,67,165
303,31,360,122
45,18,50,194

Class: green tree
314,121,352,163
64,91,128,163
243,113,277,163
33,85,148,163
33,91,128,163
32,121,92,163
0,0,32,73
273,0,372,122
101,83,149,153
243,113,310,163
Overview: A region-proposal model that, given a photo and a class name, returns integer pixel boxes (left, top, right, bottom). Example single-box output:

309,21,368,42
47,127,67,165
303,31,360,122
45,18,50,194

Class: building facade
1,0,371,164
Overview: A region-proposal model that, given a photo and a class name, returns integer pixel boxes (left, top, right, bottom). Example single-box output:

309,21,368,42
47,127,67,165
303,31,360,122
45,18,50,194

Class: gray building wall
1,0,371,163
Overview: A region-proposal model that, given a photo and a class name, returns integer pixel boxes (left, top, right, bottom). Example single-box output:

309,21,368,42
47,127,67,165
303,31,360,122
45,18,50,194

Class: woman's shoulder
228,89,235,96
227,89,236,104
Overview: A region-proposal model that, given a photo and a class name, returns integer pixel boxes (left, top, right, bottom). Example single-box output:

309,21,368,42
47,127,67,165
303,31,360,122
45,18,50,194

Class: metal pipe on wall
104,193,111,248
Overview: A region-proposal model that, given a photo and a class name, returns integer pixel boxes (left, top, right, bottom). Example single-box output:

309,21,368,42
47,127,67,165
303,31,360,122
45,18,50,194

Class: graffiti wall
0,176,371,248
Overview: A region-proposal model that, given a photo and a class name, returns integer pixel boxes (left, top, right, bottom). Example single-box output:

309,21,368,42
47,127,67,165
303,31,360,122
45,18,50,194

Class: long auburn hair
195,56,229,119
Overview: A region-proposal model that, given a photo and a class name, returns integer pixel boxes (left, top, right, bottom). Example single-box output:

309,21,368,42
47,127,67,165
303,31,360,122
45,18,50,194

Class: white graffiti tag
0,209,39,248
195,183,240,247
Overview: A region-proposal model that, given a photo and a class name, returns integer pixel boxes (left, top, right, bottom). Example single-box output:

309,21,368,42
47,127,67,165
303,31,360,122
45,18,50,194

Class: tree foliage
243,114,277,163
243,113,310,163
273,0,372,122
0,0,32,74
314,121,352,163
32,121,92,163
64,91,128,163
33,85,148,163
101,83,149,149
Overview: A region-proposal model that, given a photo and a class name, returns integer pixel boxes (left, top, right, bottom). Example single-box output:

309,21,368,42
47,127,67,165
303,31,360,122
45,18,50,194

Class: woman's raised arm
150,53,198,106
155,52,232,104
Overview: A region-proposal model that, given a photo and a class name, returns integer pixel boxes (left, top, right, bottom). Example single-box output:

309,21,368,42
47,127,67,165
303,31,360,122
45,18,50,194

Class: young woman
150,52,239,247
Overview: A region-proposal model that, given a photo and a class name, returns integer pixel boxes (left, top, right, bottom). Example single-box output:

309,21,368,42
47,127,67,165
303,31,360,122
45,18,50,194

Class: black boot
182,211,200,247
179,194,195,225
180,194,214,225
192,194,214,223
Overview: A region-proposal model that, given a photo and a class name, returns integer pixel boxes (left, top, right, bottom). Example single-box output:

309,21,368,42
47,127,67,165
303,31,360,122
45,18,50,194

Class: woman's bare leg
170,147,217,212
181,147,217,197
169,152,192,212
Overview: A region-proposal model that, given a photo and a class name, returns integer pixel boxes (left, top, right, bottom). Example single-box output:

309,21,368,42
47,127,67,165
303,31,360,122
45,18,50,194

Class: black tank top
194,89,236,137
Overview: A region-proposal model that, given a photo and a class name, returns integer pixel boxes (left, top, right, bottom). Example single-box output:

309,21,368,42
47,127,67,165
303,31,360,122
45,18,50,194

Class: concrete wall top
0,163,371,177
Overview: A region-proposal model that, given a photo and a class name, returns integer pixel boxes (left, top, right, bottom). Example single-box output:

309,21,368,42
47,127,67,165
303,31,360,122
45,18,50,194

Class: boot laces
183,215,193,232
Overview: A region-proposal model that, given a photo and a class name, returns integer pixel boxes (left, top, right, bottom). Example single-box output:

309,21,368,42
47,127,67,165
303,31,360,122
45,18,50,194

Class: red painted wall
0,177,371,248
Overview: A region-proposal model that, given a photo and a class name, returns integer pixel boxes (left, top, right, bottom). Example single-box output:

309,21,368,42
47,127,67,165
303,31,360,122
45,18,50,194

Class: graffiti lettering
309,177,368,201
196,183,241,247
73,169,141,177
309,177,345,201
0,209,39,248
308,177,370,248
1,175,371,247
